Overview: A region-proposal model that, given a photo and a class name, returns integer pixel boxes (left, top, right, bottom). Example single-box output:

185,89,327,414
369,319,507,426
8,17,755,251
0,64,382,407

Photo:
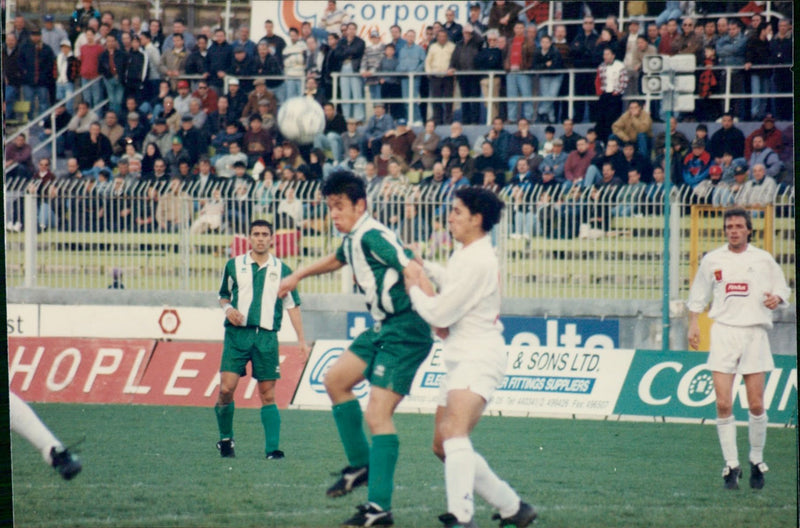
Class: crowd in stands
2,0,793,241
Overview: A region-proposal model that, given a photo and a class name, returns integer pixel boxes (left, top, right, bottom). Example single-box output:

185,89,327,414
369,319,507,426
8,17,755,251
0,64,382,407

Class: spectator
3,34,25,119
692,164,733,207
339,117,363,156
242,79,278,119
163,135,191,176
475,117,512,161
173,80,193,116
744,22,771,121
66,101,100,156
744,114,782,160
503,22,534,123
718,150,747,183
681,137,712,189
162,19,196,53
658,18,681,56
382,118,415,165
100,111,125,155
474,29,503,123
143,117,172,157
587,162,623,231
540,125,556,156
189,187,225,234
451,144,475,183
176,114,206,165
594,46,627,143
396,29,426,124
570,16,600,123
361,29,385,103
746,135,783,180
738,163,777,208
707,112,745,162
313,102,346,162
282,27,307,99
409,119,440,171
438,121,469,154
611,100,652,158
716,20,747,120
626,35,656,97
586,137,626,188
611,166,647,218
488,0,522,39
42,104,72,156
96,35,126,115
159,32,188,90
543,139,568,181
121,35,147,104
560,119,583,153
17,28,55,120
509,118,538,166
304,36,327,96
5,133,34,179
564,137,594,186
447,23,482,125
338,144,367,178
621,140,653,183
317,0,349,37
770,18,792,120
79,28,104,108
473,142,506,185
532,34,563,125
243,114,273,166
76,122,113,171
205,29,233,93
654,116,690,160
184,34,210,86
155,176,189,231
138,31,162,102
337,22,366,122
676,17,703,62
70,0,101,42
233,25,256,58
377,43,402,120
520,141,544,178
695,44,722,122
362,102,394,158
425,29,456,125
215,141,248,178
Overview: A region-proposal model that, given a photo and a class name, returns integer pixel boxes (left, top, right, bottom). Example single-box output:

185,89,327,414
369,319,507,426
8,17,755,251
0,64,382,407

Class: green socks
331,399,370,468
214,401,235,440
368,434,399,511
261,404,281,454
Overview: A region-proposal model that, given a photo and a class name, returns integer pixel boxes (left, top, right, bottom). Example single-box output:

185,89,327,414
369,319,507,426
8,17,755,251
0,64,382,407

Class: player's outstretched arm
278,253,345,297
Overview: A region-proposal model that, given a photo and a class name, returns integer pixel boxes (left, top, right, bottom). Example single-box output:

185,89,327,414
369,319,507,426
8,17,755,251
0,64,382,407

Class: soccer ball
277,96,326,144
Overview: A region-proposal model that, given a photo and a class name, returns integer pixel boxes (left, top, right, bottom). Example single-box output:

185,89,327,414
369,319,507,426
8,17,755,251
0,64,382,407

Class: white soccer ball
277,96,326,144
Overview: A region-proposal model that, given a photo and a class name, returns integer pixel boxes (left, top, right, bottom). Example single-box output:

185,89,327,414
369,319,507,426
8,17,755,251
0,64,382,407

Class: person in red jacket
79,28,104,108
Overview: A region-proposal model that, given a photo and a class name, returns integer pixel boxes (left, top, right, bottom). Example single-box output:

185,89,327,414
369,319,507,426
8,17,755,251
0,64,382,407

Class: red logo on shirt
725,282,749,297
714,269,722,281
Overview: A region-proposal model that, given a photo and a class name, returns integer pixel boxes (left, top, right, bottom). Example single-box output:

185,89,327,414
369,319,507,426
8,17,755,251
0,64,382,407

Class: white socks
9,392,62,464
443,437,475,522
748,412,767,464
473,452,521,519
716,415,739,468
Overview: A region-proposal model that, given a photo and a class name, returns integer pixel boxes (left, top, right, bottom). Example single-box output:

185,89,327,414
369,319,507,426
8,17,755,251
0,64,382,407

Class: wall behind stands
6,291,797,356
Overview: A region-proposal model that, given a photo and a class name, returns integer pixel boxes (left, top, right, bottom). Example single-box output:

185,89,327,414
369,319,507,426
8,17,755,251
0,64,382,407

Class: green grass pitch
9,404,798,528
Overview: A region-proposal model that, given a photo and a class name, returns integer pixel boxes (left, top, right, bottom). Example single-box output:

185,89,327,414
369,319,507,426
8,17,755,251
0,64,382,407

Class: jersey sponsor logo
714,269,723,281
725,282,749,297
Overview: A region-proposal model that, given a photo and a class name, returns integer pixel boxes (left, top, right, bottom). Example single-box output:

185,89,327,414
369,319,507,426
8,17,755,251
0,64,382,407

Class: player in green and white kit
216,219,309,460
279,170,434,527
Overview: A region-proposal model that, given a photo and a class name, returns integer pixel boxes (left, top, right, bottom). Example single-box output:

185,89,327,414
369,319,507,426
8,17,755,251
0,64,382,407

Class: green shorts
349,311,434,395
221,326,280,381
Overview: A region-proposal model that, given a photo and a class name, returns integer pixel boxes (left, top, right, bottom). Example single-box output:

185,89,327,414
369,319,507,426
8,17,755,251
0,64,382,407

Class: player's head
723,207,752,245
249,219,274,255
450,187,505,240
321,170,367,233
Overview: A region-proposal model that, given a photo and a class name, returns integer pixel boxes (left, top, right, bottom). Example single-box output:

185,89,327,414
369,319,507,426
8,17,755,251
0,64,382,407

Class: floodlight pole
661,71,674,353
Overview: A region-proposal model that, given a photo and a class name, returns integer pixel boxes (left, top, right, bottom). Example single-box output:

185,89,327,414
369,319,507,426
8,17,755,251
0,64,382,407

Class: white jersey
409,235,505,362
686,244,791,328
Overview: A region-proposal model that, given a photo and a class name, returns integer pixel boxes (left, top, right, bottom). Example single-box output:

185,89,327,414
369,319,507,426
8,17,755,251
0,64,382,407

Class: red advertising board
8,338,306,409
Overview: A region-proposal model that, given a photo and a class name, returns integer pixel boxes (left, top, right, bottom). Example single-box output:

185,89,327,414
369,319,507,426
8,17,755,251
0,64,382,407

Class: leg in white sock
748,412,767,464
9,392,62,464
443,436,476,523
716,415,739,468
473,451,521,519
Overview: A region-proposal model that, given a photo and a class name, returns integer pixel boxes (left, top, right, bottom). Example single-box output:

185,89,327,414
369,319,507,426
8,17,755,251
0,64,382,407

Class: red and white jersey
687,244,791,328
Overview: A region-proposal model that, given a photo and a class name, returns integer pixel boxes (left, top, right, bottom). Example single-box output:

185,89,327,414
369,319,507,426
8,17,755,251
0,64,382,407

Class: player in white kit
9,391,82,480
687,208,790,490
407,187,536,528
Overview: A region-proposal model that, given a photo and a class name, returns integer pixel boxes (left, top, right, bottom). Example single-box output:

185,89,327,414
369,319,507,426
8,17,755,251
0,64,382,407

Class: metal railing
4,177,794,302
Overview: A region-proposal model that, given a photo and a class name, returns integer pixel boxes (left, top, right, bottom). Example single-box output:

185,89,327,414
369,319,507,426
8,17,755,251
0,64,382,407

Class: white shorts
436,354,506,407
707,322,774,375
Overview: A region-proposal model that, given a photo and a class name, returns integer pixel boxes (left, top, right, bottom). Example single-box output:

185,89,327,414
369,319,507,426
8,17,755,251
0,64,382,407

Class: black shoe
342,502,393,527
722,465,742,490
492,501,537,527
749,462,768,489
266,449,285,460
438,512,478,527
216,439,235,458
50,447,82,480
327,465,368,497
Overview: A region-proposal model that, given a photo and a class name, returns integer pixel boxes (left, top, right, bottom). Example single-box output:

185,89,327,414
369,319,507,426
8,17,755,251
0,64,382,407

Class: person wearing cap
144,116,172,156
163,134,191,177
282,27,307,99
681,137,712,189
361,29,386,104
230,43,256,93
54,39,79,114
692,163,733,207
242,79,278,119
19,27,56,120
381,118,416,164
42,14,68,56
172,80,193,116
159,32,188,90
542,138,568,181
121,111,149,152
744,115,783,160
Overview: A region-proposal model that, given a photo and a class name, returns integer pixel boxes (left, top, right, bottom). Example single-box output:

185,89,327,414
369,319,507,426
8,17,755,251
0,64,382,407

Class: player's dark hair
321,169,367,204
723,208,752,241
454,187,504,232
250,219,273,235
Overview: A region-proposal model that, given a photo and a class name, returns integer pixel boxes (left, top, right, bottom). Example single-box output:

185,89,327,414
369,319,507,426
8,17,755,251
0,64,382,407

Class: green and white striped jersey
335,212,414,322
218,252,300,331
